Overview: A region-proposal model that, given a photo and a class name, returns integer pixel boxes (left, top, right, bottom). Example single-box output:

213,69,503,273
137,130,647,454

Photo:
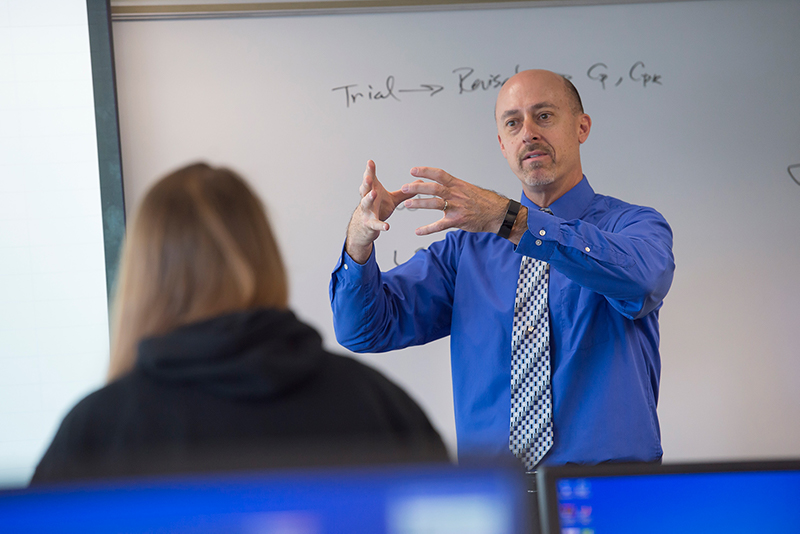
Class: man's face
495,71,591,198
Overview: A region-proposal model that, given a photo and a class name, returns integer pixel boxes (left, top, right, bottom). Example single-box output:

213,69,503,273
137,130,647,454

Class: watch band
497,199,521,239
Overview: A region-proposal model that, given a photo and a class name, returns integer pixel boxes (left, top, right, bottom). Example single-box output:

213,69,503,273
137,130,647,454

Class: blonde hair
107,163,288,380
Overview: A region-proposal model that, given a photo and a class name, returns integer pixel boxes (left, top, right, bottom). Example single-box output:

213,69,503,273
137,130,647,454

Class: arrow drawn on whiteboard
789,164,800,187
333,62,663,109
398,84,445,96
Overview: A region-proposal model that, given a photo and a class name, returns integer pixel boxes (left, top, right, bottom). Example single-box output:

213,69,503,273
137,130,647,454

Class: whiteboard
111,0,800,462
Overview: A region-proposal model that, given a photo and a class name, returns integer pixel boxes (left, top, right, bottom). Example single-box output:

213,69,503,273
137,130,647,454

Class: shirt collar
519,175,595,220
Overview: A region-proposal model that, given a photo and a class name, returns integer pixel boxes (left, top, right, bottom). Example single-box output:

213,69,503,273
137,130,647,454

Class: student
32,163,446,484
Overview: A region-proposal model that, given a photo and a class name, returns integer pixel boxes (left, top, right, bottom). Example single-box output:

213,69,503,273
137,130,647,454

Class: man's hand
401,166,517,237
345,160,419,264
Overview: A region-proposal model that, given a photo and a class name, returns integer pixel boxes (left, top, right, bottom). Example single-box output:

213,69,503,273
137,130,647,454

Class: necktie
509,207,553,470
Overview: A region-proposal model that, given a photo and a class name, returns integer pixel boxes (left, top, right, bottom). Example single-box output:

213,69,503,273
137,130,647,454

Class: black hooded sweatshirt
31,308,447,484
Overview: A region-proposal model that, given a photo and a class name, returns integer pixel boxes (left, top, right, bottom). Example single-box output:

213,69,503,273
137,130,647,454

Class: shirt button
539,229,546,236
585,247,591,253
344,264,349,270
536,239,542,246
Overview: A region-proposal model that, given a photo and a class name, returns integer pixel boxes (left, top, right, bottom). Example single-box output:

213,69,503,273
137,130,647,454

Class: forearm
345,207,375,264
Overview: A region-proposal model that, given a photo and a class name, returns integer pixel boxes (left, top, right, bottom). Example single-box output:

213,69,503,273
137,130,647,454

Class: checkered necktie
509,208,553,470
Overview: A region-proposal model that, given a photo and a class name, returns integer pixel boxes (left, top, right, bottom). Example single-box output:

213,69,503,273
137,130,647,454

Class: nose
521,118,539,143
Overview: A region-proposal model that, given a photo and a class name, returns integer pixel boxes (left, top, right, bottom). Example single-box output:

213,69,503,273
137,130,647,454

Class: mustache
518,143,553,163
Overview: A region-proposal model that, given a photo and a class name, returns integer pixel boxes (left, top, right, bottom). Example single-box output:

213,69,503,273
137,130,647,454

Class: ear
498,134,508,158
577,114,592,144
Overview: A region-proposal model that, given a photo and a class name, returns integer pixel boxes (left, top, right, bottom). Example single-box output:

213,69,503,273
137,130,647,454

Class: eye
505,119,518,128
538,112,552,121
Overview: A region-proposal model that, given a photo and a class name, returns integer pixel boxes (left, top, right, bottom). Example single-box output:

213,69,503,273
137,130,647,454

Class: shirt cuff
333,240,379,285
515,209,557,260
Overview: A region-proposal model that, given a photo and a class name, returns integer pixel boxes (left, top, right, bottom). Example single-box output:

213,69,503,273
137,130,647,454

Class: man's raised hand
345,160,419,264
401,167,510,236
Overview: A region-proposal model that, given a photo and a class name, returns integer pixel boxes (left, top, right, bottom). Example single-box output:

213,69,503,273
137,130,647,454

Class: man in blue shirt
330,69,674,466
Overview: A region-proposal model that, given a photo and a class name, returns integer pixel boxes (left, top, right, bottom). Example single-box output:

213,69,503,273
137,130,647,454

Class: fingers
415,217,453,237
359,160,376,198
403,196,447,211
365,217,390,232
410,166,455,186
402,167,459,209
401,179,443,197
360,187,376,211
360,189,389,231
365,159,377,182
401,169,450,215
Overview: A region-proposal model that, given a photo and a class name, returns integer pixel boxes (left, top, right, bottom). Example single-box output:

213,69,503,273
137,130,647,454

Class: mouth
520,148,552,165
522,151,548,160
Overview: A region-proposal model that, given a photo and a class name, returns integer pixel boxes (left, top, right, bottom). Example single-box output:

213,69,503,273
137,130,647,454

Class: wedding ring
443,200,448,212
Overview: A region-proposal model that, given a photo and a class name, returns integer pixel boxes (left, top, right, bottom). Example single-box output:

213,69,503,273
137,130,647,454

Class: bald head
561,76,584,115
495,69,584,121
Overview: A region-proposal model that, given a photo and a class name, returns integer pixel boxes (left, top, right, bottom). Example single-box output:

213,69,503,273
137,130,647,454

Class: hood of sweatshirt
136,308,325,400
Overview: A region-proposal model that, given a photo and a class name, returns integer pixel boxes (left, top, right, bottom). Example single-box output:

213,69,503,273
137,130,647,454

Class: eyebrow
499,101,557,121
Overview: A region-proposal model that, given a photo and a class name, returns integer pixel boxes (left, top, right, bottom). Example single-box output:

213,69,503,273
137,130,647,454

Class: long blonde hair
108,163,288,380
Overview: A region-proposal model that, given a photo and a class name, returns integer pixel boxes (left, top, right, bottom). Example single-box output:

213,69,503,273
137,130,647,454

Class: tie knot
539,207,554,216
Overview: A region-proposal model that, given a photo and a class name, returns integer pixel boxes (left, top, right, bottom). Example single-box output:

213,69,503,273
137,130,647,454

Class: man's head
495,70,591,205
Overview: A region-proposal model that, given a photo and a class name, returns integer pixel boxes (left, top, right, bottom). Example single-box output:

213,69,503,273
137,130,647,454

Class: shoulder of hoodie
30,373,146,481
316,351,421,406
50,371,158,443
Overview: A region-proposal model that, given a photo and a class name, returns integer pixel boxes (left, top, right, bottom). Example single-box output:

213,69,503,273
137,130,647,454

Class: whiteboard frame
89,0,126,301
110,0,700,20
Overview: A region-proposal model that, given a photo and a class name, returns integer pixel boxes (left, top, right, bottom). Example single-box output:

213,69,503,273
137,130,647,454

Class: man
330,69,674,468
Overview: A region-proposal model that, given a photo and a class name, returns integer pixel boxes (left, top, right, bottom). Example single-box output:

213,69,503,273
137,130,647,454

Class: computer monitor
0,463,529,533
536,459,800,534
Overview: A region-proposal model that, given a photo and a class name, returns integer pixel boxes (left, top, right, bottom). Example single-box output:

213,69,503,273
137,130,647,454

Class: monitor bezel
536,458,800,534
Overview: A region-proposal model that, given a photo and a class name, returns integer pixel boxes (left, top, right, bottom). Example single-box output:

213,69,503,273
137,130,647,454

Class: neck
522,171,582,208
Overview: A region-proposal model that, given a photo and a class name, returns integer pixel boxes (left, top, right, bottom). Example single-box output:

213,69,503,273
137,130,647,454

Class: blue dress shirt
329,177,674,465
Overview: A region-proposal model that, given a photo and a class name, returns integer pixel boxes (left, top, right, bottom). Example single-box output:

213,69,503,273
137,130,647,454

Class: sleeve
517,203,675,320
329,236,460,353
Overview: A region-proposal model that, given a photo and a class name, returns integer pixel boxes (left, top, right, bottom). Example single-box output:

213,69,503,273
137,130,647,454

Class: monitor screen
537,460,800,534
0,463,529,534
